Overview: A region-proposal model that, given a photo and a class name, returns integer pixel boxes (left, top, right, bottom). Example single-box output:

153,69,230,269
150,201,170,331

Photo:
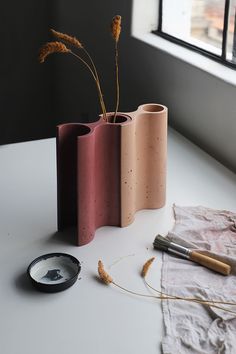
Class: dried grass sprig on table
97,260,168,298
141,257,155,277
111,15,121,123
98,260,113,284
97,259,236,315
39,41,70,63
141,257,236,315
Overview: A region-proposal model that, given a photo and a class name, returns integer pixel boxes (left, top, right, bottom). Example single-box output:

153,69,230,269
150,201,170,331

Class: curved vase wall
57,103,168,245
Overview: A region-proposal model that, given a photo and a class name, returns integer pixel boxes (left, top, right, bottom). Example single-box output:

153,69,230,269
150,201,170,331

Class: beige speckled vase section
121,103,167,226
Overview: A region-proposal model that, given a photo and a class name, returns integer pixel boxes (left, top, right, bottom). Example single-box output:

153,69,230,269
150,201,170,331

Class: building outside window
156,0,236,66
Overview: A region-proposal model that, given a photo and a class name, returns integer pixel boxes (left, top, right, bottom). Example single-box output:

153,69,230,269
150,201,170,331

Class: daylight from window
162,0,236,62
227,0,236,61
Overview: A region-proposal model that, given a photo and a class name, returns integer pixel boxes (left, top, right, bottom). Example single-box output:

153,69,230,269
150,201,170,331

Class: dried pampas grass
96,257,236,315
98,260,113,284
111,15,121,43
39,41,70,63
110,15,122,123
39,15,123,122
39,27,107,121
141,257,155,277
50,29,83,49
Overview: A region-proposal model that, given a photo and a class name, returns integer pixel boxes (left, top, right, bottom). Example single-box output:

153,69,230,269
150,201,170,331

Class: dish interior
29,255,79,285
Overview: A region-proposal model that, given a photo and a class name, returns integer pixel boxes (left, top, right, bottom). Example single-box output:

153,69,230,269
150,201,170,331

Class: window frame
153,0,236,70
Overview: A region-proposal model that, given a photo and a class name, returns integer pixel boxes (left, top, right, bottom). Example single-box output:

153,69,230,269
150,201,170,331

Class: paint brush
153,234,231,275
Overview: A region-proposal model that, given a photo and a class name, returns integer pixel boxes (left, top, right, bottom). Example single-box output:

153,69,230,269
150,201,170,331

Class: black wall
0,0,131,144
0,1,56,144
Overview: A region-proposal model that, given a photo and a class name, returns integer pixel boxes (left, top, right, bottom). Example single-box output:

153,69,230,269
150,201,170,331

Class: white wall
55,0,236,172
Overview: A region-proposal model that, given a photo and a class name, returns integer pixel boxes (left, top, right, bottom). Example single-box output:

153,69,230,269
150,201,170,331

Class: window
155,0,236,68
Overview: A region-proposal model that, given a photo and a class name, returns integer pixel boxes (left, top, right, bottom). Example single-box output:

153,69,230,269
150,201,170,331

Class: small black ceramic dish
27,253,81,293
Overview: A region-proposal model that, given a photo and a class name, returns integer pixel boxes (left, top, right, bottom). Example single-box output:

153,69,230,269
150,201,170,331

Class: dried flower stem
141,258,236,314
112,281,236,314
111,15,121,123
113,279,236,314
98,260,113,284
69,51,107,121
144,278,236,308
39,41,70,63
112,281,170,299
141,257,155,277
50,29,107,121
50,29,83,49
98,260,236,314
41,17,123,123
83,48,107,121
113,41,119,123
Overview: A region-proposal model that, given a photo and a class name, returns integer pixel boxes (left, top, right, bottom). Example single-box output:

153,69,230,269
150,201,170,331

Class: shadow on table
14,271,43,295
45,227,77,246
92,274,103,285
14,229,77,294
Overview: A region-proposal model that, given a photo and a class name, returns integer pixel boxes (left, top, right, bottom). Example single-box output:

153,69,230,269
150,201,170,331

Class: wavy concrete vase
57,103,168,246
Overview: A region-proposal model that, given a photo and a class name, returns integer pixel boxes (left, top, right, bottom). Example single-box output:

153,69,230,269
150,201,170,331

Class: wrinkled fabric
161,205,236,354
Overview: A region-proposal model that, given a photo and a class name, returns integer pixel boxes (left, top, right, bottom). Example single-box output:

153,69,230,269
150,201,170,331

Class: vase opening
142,104,164,113
107,114,131,124
77,125,91,136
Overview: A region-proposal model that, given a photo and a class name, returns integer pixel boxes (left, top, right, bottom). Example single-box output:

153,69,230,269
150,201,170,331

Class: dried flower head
98,260,113,284
141,257,155,277
111,15,121,42
39,41,70,63
50,29,83,49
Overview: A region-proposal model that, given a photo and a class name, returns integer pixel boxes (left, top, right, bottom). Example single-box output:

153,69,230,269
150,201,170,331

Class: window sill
131,0,236,87
132,31,236,87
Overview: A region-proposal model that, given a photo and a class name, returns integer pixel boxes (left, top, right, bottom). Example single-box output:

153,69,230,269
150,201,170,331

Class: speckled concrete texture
121,104,167,226
56,104,167,245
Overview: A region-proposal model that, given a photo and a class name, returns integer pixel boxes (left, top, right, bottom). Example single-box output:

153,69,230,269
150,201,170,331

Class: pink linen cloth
161,205,236,354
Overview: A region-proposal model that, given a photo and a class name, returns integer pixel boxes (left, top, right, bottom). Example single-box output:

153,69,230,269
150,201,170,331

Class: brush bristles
153,234,170,252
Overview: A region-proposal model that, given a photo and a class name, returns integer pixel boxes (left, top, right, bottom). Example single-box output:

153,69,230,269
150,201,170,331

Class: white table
1,128,236,354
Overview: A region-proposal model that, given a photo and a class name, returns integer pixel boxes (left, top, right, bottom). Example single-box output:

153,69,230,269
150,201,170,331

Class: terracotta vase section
57,103,167,246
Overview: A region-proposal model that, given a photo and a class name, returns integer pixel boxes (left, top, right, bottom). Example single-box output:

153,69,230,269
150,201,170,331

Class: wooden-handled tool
153,235,231,276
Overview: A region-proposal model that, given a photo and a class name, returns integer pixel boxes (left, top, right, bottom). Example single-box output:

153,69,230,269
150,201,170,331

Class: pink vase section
57,103,168,245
